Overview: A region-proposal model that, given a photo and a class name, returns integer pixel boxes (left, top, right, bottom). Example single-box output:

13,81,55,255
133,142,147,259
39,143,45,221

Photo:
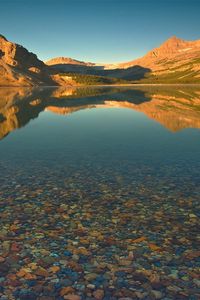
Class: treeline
133,71,200,84
59,73,127,85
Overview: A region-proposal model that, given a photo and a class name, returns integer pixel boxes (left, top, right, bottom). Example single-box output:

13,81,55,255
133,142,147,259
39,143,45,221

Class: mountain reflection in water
0,86,200,140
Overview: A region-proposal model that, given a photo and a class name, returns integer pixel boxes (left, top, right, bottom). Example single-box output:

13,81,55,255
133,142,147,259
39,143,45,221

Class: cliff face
0,34,44,69
0,35,54,86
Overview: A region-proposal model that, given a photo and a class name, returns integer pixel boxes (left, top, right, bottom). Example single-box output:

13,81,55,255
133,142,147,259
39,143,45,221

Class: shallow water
0,86,200,299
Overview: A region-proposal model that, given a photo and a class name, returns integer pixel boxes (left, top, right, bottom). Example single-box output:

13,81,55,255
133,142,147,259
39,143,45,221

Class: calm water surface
0,86,200,299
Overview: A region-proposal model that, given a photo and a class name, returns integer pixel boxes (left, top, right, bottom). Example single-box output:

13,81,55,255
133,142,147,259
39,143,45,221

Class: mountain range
0,34,200,86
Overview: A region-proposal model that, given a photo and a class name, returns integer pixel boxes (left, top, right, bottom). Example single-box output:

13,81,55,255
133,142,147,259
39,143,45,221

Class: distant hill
46,57,95,67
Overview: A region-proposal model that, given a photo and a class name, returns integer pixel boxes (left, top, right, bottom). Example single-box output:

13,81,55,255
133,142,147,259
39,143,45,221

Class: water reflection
1,86,200,140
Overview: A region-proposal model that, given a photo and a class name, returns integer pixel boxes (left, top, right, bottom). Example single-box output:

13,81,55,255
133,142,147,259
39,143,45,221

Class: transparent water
0,86,200,299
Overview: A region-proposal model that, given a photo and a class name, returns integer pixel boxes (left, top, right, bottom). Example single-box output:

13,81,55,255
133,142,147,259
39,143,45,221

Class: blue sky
0,0,200,63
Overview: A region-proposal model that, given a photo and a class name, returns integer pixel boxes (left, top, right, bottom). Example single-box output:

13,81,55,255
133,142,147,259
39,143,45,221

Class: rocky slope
118,36,200,82
120,36,200,68
0,34,54,86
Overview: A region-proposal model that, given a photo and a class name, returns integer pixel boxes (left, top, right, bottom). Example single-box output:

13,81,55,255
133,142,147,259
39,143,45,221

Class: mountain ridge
0,34,200,86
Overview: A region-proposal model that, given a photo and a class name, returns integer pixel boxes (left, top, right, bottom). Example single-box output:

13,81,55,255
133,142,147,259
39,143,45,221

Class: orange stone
93,289,104,299
60,287,75,296
24,273,37,280
10,225,19,231
132,236,146,243
64,294,81,300
49,266,60,273
149,243,161,251
17,269,27,277
35,267,49,277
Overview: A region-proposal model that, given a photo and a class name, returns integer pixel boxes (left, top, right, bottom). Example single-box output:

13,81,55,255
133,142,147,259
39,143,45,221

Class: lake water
0,86,200,299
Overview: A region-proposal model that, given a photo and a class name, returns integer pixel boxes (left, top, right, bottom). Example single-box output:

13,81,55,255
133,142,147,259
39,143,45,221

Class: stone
63,294,81,300
150,290,163,299
0,262,10,275
93,289,104,299
35,267,49,277
60,287,75,296
49,266,60,273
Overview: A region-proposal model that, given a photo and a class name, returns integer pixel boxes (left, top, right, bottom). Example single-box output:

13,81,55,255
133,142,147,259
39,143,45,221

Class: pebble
0,142,199,299
93,289,104,299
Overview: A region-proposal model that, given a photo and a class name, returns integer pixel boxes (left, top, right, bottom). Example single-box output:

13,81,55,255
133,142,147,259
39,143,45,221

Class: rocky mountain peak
164,35,184,43
0,34,55,86
0,33,44,69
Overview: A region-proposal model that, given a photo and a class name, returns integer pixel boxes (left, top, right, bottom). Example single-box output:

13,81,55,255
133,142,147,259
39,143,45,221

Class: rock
85,273,98,281
0,257,5,263
132,272,148,283
49,266,60,273
35,267,49,277
38,297,56,300
60,287,75,296
148,243,161,251
63,294,81,300
0,35,54,86
11,242,21,252
119,259,132,266
0,262,10,275
189,214,197,218
93,289,104,299
87,284,96,289
167,285,182,293
132,236,146,243
150,290,163,299
18,289,38,300
193,279,200,287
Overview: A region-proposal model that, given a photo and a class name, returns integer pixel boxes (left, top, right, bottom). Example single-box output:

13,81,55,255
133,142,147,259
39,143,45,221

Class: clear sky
0,0,200,63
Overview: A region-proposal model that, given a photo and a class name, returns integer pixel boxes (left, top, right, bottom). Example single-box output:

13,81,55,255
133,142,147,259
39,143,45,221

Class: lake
0,86,200,299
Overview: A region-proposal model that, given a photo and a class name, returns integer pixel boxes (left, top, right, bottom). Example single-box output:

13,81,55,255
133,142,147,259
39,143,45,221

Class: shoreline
1,83,200,88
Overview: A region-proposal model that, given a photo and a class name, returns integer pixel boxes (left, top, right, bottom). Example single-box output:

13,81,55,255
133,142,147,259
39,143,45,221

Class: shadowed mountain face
46,62,151,80
0,86,200,140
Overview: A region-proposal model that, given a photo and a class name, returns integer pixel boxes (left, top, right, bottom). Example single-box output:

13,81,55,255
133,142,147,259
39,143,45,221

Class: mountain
118,36,200,83
120,36,200,68
45,36,200,83
46,57,95,67
0,34,54,86
1,34,200,86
